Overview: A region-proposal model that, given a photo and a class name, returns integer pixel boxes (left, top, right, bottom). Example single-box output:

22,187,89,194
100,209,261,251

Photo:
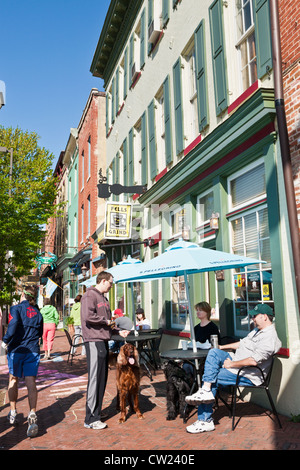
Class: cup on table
181,340,188,350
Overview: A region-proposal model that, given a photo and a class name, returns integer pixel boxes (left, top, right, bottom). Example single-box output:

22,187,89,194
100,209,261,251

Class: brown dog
116,343,144,423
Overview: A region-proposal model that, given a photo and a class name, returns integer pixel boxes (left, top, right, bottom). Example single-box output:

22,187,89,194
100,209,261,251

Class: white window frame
228,160,273,337
87,136,91,180
227,157,265,212
182,42,198,146
235,0,257,92
170,275,190,330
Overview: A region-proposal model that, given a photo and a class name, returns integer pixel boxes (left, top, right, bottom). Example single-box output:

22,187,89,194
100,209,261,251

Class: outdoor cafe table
111,331,161,380
160,347,209,366
160,347,211,419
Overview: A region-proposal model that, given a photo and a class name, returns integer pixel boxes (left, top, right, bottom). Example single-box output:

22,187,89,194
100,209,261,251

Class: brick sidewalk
0,330,299,451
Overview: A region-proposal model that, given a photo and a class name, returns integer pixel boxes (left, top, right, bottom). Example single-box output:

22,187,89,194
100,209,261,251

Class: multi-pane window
170,207,186,239
235,0,257,91
197,190,214,226
196,189,215,242
155,87,165,166
81,151,84,190
87,195,90,238
228,161,272,336
171,276,189,329
183,46,198,144
88,136,91,179
81,204,84,242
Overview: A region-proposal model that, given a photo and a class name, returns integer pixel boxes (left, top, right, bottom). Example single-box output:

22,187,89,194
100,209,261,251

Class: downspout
269,0,300,313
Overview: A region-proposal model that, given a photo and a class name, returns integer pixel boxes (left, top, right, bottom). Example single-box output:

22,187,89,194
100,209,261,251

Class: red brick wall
279,0,300,228
78,90,106,274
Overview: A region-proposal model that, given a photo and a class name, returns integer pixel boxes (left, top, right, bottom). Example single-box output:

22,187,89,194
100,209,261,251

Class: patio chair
64,328,84,365
139,328,163,370
216,355,282,430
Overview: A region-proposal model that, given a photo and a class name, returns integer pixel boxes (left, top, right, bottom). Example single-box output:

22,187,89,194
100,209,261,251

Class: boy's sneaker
7,410,18,425
84,420,107,430
27,411,38,438
185,388,215,405
186,419,215,434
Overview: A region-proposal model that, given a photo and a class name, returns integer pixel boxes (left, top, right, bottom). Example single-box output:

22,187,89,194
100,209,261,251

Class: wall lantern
81,265,88,278
210,212,220,230
182,225,190,241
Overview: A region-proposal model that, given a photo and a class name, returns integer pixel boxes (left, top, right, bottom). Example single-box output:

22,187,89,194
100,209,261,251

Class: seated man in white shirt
185,303,282,434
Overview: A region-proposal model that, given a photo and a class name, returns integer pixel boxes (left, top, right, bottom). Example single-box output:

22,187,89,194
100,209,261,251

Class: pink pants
43,323,56,352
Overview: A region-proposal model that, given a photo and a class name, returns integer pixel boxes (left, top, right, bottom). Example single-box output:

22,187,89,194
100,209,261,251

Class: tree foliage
0,126,60,305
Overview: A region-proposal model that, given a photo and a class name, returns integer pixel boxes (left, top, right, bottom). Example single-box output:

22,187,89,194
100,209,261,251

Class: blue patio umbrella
111,239,265,385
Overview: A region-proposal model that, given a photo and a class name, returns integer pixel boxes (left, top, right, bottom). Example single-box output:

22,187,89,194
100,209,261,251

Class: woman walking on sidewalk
40,298,59,360
70,294,85,356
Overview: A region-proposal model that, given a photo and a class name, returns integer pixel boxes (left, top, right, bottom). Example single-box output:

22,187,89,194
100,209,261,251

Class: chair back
64,328,72,347
262,355,275,387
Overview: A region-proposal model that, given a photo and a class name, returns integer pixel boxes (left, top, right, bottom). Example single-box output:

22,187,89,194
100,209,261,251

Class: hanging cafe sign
104,202,132,239
35,252,58,270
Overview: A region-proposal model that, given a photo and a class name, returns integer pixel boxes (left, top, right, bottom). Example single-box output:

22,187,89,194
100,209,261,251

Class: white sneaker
7,410,18,425
84,420,107,430
27,411,38,438
185,388,215,405
186,419,215,433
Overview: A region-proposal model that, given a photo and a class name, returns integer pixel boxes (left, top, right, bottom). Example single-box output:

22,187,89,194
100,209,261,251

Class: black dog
162,360,194,420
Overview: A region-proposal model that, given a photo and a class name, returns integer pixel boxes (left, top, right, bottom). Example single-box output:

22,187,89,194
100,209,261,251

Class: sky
0,0,111,166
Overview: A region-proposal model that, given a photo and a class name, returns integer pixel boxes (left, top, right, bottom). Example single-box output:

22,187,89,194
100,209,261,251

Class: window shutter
128,128,134,186
140,8,146,68
129,34,134,86
111,76,115,123
141,111,148,185
148,99,157,180
148,0,153,27
123,137,128,187
195,20,209,131
162,0,169,26
148,0,153,53
106,93,110,135
253,0,272,79
115,67,119,117
209,0,228,115
163,75,173,165
115,152,120,184
173,58,184,155
124,46,128,99
114,154,120,199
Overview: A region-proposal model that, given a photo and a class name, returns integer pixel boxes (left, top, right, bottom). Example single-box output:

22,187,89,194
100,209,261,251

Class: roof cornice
90,0,143,87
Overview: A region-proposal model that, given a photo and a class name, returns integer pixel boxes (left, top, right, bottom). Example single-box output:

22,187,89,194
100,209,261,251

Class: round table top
160,348,210,360
111,332,161,342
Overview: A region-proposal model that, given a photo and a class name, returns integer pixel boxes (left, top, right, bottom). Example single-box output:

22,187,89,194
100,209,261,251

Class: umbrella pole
129,282,137,331
184,272,201,388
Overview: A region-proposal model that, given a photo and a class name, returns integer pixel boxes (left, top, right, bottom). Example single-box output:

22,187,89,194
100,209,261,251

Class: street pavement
0,330,300,453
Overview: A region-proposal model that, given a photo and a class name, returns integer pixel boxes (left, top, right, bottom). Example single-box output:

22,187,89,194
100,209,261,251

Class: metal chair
64,328,84,365
139,328,163,370
216,355,282,430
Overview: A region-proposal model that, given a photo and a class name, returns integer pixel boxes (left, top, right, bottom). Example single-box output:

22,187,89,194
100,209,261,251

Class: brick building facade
279,0,300,229
77,88,106,277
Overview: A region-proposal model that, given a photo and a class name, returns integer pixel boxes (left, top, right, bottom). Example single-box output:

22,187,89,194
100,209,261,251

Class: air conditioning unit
131,62,140,82
148,17,161,44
